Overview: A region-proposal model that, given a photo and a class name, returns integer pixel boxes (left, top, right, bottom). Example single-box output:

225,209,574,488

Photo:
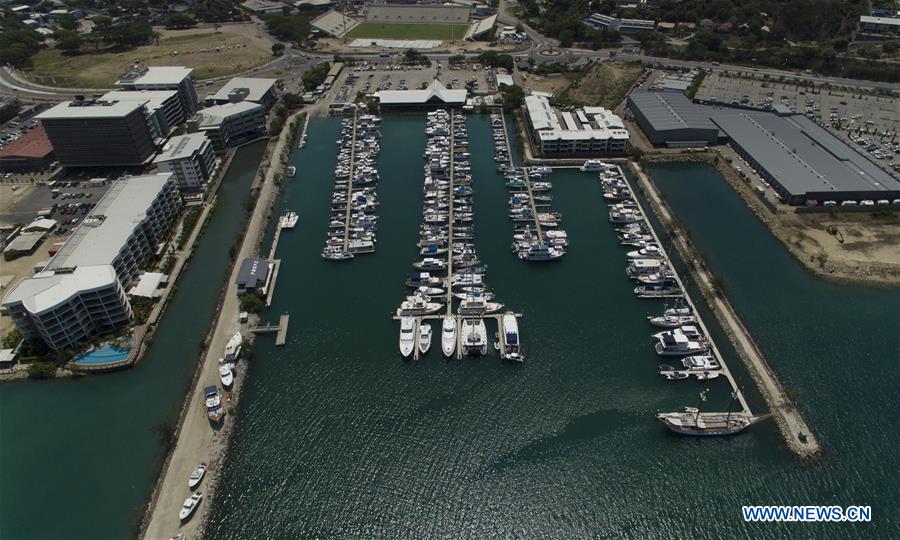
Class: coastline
640,152,900,286
139,108,305,540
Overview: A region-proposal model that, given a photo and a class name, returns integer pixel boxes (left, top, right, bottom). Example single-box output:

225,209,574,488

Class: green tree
499,84,525,112
272,42,285,56
56,13,79,31
239,294,264,314
164,13,196,29
55,30,83,52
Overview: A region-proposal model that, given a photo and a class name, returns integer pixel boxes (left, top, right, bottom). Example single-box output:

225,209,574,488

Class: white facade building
116,66,199,114
524,94,629,156
188,102,266,152
153,133,216,190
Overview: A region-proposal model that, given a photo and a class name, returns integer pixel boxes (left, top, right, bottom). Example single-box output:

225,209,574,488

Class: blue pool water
72,344,131,366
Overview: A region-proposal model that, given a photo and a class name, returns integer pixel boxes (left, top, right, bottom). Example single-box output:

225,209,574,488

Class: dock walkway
629,161,820,458
342,109,359,252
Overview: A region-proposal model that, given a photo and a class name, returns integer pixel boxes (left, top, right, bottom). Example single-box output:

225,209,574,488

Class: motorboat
286,166,296,178
224,332,242,361
280,211,299,229
694,371,720,380
635,284,683,298
648,313,696,328
638,270,677,285
662,371,689,380
418,323,432,355
188,463,207,489
627,259,664,278
655,333,708,356
179,492,203,521
654,325,706,342
413,257,447,271
580,159,612,172
406,272,443,288
682,354,720,371
461,319,488,356
518,243,564,261
399,317,415,358
457,293,503,315
441,316,456,357
322,247,354,261
626,245,665,259
218,364,233,389
397,294,443,316
502,313,522,362
204,386,224,423
416,286,445,296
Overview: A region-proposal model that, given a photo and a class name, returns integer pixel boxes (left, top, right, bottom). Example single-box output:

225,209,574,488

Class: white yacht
648,313,696,328
682,355,720,371
203,385,224,423
655,333,708,356
418,323,432,355
654,325,706,342
218,364,233,389
280,211,299,229
286,165,296,178
518,243,564,261
179,492,202,521
224,332,242,362
580,159,612,172
501,313,522,362
188,463,207,489
399,317,415,358
397,294,443,316
462,319,488,356
413,257,447,271
626,245,665,259
458,293,503,315
441,317,457,357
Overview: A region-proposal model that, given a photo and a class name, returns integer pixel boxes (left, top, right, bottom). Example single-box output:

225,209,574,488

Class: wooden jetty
265,258,281,307
275,314,289,346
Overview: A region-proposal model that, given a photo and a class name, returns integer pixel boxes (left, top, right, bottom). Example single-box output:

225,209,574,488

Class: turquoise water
0,142,265,540
204,117,898,538
72,343,131,365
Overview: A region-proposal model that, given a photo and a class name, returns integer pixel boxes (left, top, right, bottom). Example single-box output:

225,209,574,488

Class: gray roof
117,66,193,87
48,173,174,270
237,258,268,287
99,90,179,113
209,77,276,103
37,100,143,120
709,109,900,195
154,133,210,163
193,101,262,127
628,90,718,132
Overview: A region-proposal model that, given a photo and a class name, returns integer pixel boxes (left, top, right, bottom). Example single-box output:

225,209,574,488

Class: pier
250,314,289,346
265,258,281,307
629,162,820,458
342,108,359,252
521,168,544,238
612,164,752,415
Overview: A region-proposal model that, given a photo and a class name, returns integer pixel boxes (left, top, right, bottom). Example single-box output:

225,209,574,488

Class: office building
207,77,277,111
100,90,186,138
188,102,266,152
37,99,156,168
116,66,199,114
153,133,216,190
524,94,629,156
2,173,182,349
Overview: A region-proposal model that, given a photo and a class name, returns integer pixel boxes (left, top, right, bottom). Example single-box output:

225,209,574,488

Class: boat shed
626,90,720,148
376,80,467,111
236,257,273,296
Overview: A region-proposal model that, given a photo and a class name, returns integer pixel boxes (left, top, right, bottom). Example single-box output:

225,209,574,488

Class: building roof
129,271,165,298
210,77,276,104
0,123,53,160
860,15,900,26
464,13,497,39
526,94,628,141
241,0,284,12
99,90,179,113
24,218,57,232
237,257,269,287
37,100,144,120
48,173,174,271
709,109,900,196
627,90,718,132
154,133,210,163
496,73,514,87
3,232,44,253
295,0,332,6
193,101,262,128
311,9,360,37
2,265,118,315
116,66,193,87
376,79,467,105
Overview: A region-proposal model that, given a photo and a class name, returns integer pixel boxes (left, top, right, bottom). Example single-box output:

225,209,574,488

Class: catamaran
280,211,299,229
462,318,488,356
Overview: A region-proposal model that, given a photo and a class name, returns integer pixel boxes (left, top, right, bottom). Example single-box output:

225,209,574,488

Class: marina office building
188,101,266,152
153,133,216,190
2,173,182,349
37,99,157,168
376,80,468,111
116,65,199,115
206,77,277,111
524,94,629,156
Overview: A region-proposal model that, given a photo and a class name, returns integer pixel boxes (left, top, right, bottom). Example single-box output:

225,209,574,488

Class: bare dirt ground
25,24,274,88
558,61,644,108
520,73,579,95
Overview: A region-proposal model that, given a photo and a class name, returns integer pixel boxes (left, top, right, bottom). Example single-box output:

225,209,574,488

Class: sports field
346,23,468,40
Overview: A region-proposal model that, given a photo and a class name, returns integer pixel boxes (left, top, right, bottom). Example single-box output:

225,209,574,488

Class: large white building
524,94,629,156
153,133,216,190
116,66,199,114
2,173,182,349
100,89,186,138
188,101,266,152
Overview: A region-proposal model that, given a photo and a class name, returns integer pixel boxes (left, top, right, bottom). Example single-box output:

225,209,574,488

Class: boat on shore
224,332,242,362
203,385,224,423
218,363,233,389
179,492,202,521
441,316,456,357
188,463,207,489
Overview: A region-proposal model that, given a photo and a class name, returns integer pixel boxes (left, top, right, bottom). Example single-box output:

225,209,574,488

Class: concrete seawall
629,161,821,459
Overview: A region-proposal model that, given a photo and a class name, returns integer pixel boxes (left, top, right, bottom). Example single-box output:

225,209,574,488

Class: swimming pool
72,344,131,366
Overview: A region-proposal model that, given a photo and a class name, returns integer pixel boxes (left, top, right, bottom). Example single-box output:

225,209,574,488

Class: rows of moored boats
396,110,522,362
321,114,382,260
489,114,567,261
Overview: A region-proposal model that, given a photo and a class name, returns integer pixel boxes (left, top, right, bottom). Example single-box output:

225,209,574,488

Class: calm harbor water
204,117,899,538
0,141,265,540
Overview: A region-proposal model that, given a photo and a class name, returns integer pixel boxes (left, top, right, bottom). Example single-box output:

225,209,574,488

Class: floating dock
275,314,289,346
628,162,820,458
342,109,359,252
265,258,281,307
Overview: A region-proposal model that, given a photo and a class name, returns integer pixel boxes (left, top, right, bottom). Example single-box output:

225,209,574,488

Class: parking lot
0,181,109,229
333,60,497,105
696,71,900,173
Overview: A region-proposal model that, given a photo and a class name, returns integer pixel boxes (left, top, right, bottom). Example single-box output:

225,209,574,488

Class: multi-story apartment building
100,90,186,139
2,173,182,349
37,99,156,168
153,133,216,190
188,101,266,152
116,66,199,114
524,94,629,157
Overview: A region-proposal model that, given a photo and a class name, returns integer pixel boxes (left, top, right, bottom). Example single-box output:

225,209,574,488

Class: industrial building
376,80,467,111
188,102,266,152
100,90,186,138
116,66,199,114
709,109,900,205
524,94,629,157
2,173,182,349
236,257,273,297
626,90,720,147
153,133,216,190
37,99,156,168
0,123,55,172
207,77,278,111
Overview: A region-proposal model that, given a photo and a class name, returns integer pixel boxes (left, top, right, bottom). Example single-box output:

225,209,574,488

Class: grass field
346,22,468,41
25,28,271,88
